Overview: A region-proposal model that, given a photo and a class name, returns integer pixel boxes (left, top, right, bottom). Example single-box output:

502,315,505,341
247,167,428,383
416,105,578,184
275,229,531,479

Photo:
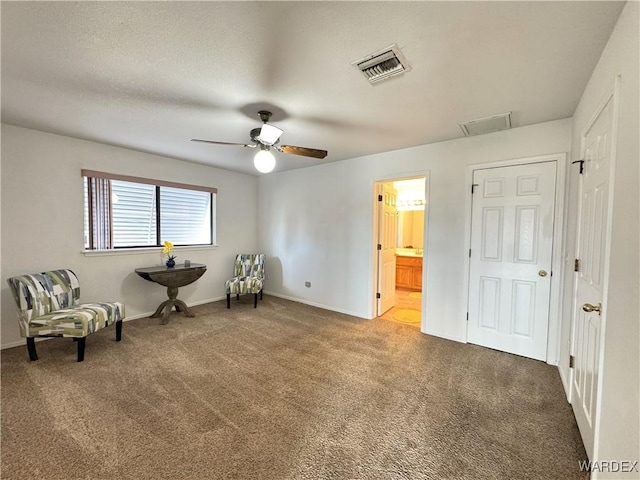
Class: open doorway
374,176,427,329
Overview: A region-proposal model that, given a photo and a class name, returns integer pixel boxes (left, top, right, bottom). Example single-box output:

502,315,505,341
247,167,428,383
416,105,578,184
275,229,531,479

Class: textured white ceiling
1,1,624,175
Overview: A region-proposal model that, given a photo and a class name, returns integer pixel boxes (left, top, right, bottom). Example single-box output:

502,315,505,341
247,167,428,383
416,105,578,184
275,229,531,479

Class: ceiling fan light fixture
257,124,283,145
254,148,276,174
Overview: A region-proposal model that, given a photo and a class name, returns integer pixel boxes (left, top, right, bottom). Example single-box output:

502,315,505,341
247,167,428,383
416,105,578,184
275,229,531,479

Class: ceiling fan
192,111,328,173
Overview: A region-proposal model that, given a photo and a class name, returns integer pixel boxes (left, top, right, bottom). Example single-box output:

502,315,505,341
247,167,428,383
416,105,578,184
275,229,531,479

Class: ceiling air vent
352,44,411,84
458,112,512,137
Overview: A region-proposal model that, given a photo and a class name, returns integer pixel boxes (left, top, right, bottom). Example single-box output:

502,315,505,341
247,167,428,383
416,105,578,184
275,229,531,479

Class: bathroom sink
395,248,423,258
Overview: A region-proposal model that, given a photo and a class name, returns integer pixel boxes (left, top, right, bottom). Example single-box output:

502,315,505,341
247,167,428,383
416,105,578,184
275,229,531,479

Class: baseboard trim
266,293,465,345
423,328,465,344
558,364,571,402
1,296,225,350
264,291,367,319
1,338,33,350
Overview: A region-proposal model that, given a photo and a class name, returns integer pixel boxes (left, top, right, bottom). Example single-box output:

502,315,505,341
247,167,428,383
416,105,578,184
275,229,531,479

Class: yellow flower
162,241,174,254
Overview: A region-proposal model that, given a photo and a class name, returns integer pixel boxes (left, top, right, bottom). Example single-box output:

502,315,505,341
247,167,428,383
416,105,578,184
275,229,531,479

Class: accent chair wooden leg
26,337,38,361
226,293,231,309
254,293,258,308
236,294,240,301
116,320,123,341
77,337,86,362
260,289,263,300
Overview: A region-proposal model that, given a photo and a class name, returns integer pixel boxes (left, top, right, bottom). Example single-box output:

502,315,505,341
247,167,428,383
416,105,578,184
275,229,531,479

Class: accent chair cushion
25,302,125,338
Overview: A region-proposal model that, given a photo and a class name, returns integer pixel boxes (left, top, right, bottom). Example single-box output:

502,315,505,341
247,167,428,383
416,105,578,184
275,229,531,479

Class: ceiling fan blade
278,145,328,159
191,139,256,148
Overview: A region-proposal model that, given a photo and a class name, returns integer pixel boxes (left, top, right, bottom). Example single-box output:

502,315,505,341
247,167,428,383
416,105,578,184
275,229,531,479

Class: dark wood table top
135,263,207,288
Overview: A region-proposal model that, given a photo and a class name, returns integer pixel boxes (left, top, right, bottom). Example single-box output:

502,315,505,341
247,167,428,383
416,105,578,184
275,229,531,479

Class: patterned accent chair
6,269,125,362
225,254,265,308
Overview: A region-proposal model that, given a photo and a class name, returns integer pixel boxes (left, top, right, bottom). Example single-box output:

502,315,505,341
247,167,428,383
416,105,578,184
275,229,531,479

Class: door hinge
574,258,580,272
377,244,382,251
376,292,381,299
466,312,469,321
378,194,383,201
469,249,472,258
569,355,575,369
572,159,585,174
471,183,479,194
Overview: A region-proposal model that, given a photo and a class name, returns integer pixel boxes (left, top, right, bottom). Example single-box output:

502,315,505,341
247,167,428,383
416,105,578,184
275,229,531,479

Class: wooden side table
135,263,207,324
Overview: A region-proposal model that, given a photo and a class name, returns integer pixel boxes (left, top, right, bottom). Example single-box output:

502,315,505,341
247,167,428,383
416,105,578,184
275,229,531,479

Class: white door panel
571,93,615,460
468,161,556,361
377,183,397,315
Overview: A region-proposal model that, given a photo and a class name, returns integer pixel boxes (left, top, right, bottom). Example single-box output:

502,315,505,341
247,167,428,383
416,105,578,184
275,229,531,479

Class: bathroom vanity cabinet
395,255,423,291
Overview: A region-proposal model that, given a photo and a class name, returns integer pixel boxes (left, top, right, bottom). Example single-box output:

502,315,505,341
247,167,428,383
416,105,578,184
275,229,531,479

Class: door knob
538,270,548,277
582,302,601,314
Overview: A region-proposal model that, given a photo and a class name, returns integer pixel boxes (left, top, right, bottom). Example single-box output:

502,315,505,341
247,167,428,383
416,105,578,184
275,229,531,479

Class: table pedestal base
150,286,196,324
135,264,206,325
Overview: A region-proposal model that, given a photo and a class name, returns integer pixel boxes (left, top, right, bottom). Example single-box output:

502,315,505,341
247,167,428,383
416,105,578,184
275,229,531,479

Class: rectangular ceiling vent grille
352,44,411,84
458,112,512,137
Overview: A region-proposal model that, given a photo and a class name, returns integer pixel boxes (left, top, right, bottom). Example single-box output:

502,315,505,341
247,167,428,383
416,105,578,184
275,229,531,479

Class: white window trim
82,244,218,257
81,169,217,251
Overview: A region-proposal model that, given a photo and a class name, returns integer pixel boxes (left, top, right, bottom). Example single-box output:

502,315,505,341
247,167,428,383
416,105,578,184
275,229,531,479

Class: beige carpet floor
1,295,588,480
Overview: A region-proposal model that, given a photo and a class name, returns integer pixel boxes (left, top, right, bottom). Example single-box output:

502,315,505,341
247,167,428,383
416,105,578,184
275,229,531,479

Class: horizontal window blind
160,186,212,245
112,180,157,247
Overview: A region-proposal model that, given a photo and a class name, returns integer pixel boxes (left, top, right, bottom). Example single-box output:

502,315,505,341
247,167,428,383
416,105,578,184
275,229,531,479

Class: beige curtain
87,177,112,250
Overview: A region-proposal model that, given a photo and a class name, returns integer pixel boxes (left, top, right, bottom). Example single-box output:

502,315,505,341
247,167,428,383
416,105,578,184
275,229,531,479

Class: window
82,170,216,250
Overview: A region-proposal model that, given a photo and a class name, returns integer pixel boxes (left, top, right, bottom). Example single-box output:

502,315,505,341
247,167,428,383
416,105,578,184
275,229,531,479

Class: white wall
560,2,639,476
399,211,425,249
258,118,572,342
1,124,258,348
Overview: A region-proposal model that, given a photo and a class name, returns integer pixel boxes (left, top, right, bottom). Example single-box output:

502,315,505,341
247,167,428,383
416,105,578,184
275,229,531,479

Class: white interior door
467,161,557,361
377,183,398,315
570,94,615,460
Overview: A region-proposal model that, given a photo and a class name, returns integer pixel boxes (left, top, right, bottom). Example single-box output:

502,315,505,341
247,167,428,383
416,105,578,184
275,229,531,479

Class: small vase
166,259,176,268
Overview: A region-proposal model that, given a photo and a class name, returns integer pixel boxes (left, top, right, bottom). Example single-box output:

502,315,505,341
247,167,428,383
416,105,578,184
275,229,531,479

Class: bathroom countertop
395,248,423,258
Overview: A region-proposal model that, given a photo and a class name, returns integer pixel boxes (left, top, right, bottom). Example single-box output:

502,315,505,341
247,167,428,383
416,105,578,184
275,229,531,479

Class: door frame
371,171,430,332
462,153,567,365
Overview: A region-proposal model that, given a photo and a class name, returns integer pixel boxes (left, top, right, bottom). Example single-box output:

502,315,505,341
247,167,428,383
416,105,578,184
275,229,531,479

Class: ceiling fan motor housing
258,110,273,123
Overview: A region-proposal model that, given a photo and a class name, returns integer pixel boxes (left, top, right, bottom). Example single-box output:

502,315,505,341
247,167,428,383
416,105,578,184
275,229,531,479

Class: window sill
82,245,218,257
